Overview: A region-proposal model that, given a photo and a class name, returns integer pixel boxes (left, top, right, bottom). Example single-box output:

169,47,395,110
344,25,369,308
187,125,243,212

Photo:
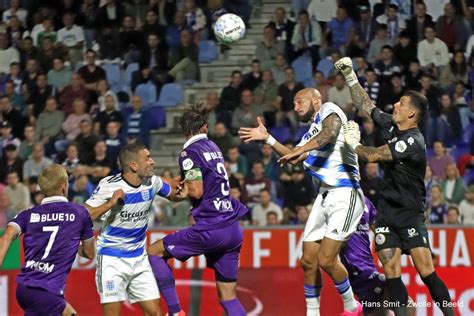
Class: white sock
305,297,320,316
335,278,357,311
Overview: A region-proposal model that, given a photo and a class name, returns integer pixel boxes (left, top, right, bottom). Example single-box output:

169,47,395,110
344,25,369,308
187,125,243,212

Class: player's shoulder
399,129,425,148
319,102,347,122
97,173,123,187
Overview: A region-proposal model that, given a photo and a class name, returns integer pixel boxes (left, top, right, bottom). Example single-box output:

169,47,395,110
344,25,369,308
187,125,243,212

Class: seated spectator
271,53,289,86
419,74,442,145
366,24,393,64
22,58,41,93
252,188,283,226
283,164,313,211
141,10,166,39
68,174,90,204
22,143,52,183
77,49,107,92
426,185,448,224
105,120,124,163
289,205,310,225
95,80,118,113
205,91,219,136
0,144,23,183
4,170,29,213
425,166,436,207
210,122,238,155
139,32,169,78
5,16,26,47
0,33,19,76
37,36,63,73
59,74,90,115
438,93,462,146
80,139,115,185
0,121,20,156
351,5,376,54
123,95,151,147
328,73,352,115
377,73,405,113
231,89,263,133
313,70,330,103
226,146,248,184
75,119,99,164
119,15,143,65
375,3,405,40
218,70,243,126
18,37,38,70
254,70,279,127
373,45,402,87
47,57,73,93
428,141,455,181
183,0,208,42
243,160,272,209
325,6,354,53
435,3,470,52
439,51,468,90
168,29,199,82
268,7,295,60
94,94,123,136
0,95,23,138
56,12,84,68
78,0,100,49
18,124,35,160
276,67,304,129
62,143,80,174
27,73,54,118
363,68,380,103
2,0,27,26
360,162,384,207
403,59,422,90
165,10,187,50
405,1,434,44
417,26,449,78
459,185,474,225
255,25,285,70
36,17,57,47
446,206,461,225
3,80,25,110
4,62,24,95
291,9,321,69
260,143,279,182
242,59,262,92
440,163,465,205
35,97,65,155
56,99,91,152
392,31,417,70
266,211,280,225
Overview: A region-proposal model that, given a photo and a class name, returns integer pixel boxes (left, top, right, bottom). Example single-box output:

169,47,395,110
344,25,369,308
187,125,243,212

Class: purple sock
220,298,246,316
149,255,181,314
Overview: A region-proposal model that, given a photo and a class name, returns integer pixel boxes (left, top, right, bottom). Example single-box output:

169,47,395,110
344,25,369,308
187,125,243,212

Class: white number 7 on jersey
42,226,59,260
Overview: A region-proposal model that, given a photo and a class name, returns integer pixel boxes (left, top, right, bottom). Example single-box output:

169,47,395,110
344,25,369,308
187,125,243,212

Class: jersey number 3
42,226,59,260
216,162,230,196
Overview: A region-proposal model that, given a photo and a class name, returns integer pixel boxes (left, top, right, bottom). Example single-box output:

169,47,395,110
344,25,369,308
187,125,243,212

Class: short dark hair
388,3,399,10
231,70,242,77
298,9,309,17
448,206,460,215
404,90,428,123
4,144,17,152
381,45,393,52
179,102,210,137
119,143,147,171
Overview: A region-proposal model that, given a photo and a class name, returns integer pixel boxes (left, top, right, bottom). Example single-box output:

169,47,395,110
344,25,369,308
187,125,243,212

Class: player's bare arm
162,177,189,202
0,226,19,266
85,189,125,221
355,144,393,162
334,57,375,118
182,168,204,199
278,114,341,164
78,238,95,259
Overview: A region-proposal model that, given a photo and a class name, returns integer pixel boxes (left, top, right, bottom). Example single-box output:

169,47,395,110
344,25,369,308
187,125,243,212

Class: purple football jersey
340,197,377,273
8,196,93,295
179,135,249,230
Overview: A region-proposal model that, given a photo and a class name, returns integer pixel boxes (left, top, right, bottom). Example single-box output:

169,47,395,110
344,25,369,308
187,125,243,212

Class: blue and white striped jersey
86,174,171,258
297,102,360,188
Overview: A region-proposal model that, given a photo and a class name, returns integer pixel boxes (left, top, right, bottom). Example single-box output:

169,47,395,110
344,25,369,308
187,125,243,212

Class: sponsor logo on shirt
30,213,76,222
182,158,194,170
120,209,148,222
407,228,418,238
213,198,233,212
25,260,55,273
203,151,223,161
375,227,389,233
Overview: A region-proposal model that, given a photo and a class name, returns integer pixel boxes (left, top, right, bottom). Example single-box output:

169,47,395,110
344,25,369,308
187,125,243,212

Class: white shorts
95,252,160,304
303,187,365,242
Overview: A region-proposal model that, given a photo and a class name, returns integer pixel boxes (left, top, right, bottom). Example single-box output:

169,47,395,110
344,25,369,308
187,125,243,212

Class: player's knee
300,255,318,272
317,253,337,271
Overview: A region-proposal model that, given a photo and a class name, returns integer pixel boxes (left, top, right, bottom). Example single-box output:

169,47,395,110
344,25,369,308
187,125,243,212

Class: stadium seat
156,83,184,107
450,144,470,163
198,40,218,63
110,83,132,103
303,78,315,88
463,123,474,143
103,63,121,85
316,59,334,79
270,127,292,144
291,56,313,84
135,83,157,105
123,63,139,85
149,105,167,129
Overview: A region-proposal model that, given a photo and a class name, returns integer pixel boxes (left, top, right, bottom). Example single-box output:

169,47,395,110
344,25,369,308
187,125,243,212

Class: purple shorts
16,283,66,315
349,270,385,312
163,221,243,281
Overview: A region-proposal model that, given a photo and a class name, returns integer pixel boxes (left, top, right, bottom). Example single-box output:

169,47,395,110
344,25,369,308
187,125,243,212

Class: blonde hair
38,164,68,196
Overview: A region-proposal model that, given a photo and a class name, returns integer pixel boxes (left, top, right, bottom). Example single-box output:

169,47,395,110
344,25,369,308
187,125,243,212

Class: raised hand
238,117,269,143
342,121,361,151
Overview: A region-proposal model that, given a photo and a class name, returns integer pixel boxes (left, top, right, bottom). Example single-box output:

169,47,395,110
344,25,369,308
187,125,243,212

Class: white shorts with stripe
303,187,365,242
95,252,160,304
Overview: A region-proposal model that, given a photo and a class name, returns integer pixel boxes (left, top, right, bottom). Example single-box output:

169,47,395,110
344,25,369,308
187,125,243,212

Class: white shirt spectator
307,0,337,22
458,199,474,225
57,25,85,48
328,85,352,112
417,37,449,67
291,20,322,47
375,15,406,39
2,7,27,26
22,23,44,46
465,34,474,59
252,201,283,225
0,45,19,74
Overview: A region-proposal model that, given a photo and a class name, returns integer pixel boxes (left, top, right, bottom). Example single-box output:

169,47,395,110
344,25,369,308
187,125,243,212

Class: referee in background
334,57,454,316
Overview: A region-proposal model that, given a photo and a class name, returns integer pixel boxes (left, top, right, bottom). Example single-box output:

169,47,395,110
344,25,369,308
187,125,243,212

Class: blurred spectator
313,70,330,103
360,162,383,207
3,79,25,110
1,94,23,138
75,119,99,164
404,60,422,90
123,95,151,147
291,10,322,69
82,140,115,185
289,205,309,225
94,94,123,136
254,70,279,127
307,0,337,24
78,0,100,49
405,1,434,44
139,32,169,77
77,49,106,92
328,73,352,115
243,160,272,209
266,211,280,225
5,62,24,94
351,5,376,55
0,144,23,183
0,32,19,76
375,3,406,40
446,206,461,225
27,73,54,118
168,29,199,82
6,15,26,49
283,164,313,211
119,15,143,65
242,59,262,91
222,0,251,25
62,143,80,174
18,37,38,69
183,0,207,42
440,163,465,205
218,70,243,125
276,67,304,129
439,51,468,89
429,141,455,181
37,36,63,72
57,99,91,152
141,10,166,40
2,0,27,26
0,121,20,155
435,3,470,52
19,124,35,160
417,25,449,76
255,25,285,70
165,10,187,50
366,24,394,64
268,7,295,60
98,0,125,29
260,143,279,182
36,17,57,47
420,74,441,144
392,31,417,70
47,57,73,93
59,74,90,116
68,174,90,204
426,185,448,224
96,80,118,112
105,120,124,163
231,89,263,132
252,188,282,225
23,143,52,183
363,68,380,103
205,92,218,135
149,0,176,26
226,146,249,183
56,12,84,68
459,185,474,224
270,53,288,86
377,73,405,113
210,122,238,156
325,6,354,53
438,93,462,145
4,170,29,213
425,166,436,208
374,45,402,86
131,64,162,94
35,97,65,155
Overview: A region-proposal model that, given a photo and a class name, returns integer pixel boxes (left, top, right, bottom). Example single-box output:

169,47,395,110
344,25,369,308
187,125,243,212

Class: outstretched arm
355,144,393,162
334,57,375,118
0,226,19,267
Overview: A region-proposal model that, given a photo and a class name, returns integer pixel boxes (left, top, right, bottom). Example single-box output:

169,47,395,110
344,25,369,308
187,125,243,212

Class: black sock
421,272,454,316
385,277,408,316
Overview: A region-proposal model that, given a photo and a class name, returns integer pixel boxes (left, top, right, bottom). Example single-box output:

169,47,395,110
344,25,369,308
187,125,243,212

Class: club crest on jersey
92,185,100,195
141,190,150,201
106,280,115,291
395,140,407,153
182,158,194,170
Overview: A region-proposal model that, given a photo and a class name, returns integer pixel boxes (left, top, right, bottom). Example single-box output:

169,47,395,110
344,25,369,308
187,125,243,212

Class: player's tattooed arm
349,81,376,118
355,144,393,162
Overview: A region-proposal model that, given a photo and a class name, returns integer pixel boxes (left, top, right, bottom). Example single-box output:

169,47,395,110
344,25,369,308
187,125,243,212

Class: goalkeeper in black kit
334,57,454,316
